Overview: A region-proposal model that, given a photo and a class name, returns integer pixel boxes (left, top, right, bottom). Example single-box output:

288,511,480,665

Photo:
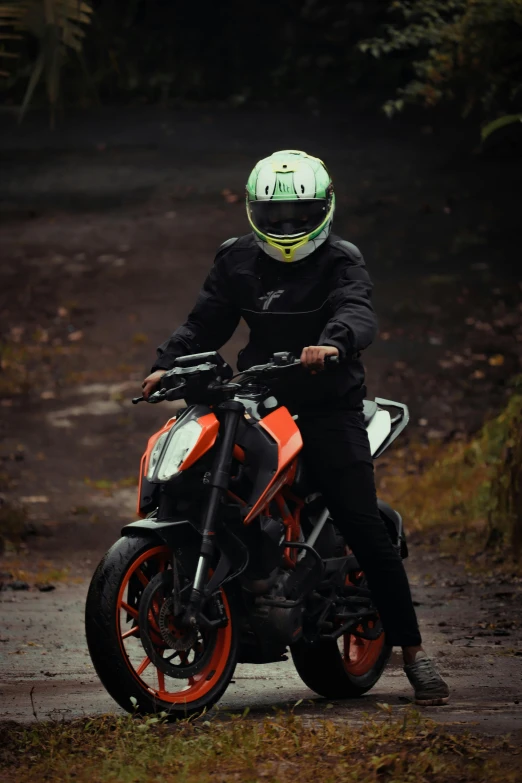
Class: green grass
0,710,520,783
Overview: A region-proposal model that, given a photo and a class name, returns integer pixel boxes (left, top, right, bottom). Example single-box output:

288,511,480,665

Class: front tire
85,535,238,719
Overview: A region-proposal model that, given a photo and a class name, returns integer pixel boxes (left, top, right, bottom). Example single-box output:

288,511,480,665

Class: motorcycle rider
142,150,449,706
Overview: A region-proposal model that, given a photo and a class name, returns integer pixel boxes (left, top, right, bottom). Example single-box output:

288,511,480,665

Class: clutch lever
132,378,186,405
131,389,168,405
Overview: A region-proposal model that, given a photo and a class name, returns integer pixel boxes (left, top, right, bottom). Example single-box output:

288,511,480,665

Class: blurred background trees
1,0,521,136
360,1,522,132
0,1,517,123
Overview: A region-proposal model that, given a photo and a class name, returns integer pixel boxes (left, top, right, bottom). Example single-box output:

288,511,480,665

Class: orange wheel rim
342,621,385,676
116,545,232,704
342,565,385,677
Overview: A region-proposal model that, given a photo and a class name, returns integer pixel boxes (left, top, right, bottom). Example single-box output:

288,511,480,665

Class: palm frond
0,1,94,122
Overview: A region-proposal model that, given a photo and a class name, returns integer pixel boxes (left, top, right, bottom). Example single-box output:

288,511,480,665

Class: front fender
122,519,201,549
122,519,239,594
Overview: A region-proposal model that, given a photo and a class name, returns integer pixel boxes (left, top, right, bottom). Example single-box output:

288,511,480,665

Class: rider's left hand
300,345,339,372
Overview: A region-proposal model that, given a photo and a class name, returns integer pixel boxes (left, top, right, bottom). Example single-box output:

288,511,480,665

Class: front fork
183,399,244,626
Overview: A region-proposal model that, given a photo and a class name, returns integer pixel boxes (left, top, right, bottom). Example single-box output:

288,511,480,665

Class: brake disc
138,571,217,679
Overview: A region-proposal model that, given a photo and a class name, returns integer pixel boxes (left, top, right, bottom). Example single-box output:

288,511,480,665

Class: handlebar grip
132,396,145,404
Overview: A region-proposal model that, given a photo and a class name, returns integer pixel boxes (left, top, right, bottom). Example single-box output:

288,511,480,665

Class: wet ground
0,105,521,731
1,547,521,733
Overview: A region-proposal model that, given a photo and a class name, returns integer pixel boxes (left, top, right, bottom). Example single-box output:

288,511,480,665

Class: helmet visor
249,198,328,237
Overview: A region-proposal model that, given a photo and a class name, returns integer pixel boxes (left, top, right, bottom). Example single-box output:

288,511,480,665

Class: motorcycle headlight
146,431,170,481
155,420,203,482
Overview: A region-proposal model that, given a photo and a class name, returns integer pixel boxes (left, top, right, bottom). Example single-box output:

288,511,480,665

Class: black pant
298,408,422,648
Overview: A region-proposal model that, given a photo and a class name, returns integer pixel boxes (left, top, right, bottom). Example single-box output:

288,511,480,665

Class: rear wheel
291,572,391,699
85,535,238,719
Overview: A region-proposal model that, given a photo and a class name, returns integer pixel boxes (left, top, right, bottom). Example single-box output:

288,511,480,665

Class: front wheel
85,535,238,719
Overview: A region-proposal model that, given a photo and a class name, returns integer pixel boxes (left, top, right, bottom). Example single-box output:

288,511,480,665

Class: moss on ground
0,710,520,783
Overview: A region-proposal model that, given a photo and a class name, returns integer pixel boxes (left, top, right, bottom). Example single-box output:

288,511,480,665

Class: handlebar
133,351,339,404
242,351,338,376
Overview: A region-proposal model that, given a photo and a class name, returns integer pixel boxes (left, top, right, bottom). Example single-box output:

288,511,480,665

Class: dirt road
1,546,521,733
1,105,521,731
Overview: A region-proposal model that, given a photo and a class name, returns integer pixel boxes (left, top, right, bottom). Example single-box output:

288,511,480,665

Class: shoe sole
415,696,450,706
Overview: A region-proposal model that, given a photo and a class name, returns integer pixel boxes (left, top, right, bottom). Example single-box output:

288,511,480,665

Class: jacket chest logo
259,289,284,311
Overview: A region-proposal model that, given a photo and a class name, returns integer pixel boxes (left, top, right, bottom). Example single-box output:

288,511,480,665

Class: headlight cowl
153,420,203,482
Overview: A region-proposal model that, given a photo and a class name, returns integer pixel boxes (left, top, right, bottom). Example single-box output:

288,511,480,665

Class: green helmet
246,149,335,263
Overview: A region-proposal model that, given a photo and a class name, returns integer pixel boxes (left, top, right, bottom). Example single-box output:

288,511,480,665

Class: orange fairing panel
259,407,303,471
180,413,219,471
244,407,303,524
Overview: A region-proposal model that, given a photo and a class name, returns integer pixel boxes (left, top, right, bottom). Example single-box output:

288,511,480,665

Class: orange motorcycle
85,351,409,718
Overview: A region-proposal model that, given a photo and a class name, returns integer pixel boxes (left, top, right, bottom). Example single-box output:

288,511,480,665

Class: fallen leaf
20,495,49,503
221,188,240,204
132,332,148,345
488,354,505,366
471,370,485,379
68,330,83,342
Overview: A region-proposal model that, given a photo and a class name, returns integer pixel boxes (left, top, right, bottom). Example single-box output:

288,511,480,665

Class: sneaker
404,651,450,706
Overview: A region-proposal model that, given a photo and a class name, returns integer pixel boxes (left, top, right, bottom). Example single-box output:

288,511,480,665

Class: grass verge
378,379,522,574
0,710,520,783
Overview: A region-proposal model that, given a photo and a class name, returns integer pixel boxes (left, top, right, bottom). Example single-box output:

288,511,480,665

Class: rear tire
291,568,391,699
85,535,238,719
291,633,391,699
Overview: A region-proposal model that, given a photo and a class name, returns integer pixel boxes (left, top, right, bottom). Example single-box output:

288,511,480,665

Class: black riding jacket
152,233,378,410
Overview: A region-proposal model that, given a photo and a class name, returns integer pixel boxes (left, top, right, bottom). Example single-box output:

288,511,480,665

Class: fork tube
185,400,244,624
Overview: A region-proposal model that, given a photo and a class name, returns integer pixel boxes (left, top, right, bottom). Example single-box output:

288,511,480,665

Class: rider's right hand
142,370,167,400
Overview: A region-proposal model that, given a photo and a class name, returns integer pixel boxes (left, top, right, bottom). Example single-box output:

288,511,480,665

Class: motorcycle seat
362,399,378,425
